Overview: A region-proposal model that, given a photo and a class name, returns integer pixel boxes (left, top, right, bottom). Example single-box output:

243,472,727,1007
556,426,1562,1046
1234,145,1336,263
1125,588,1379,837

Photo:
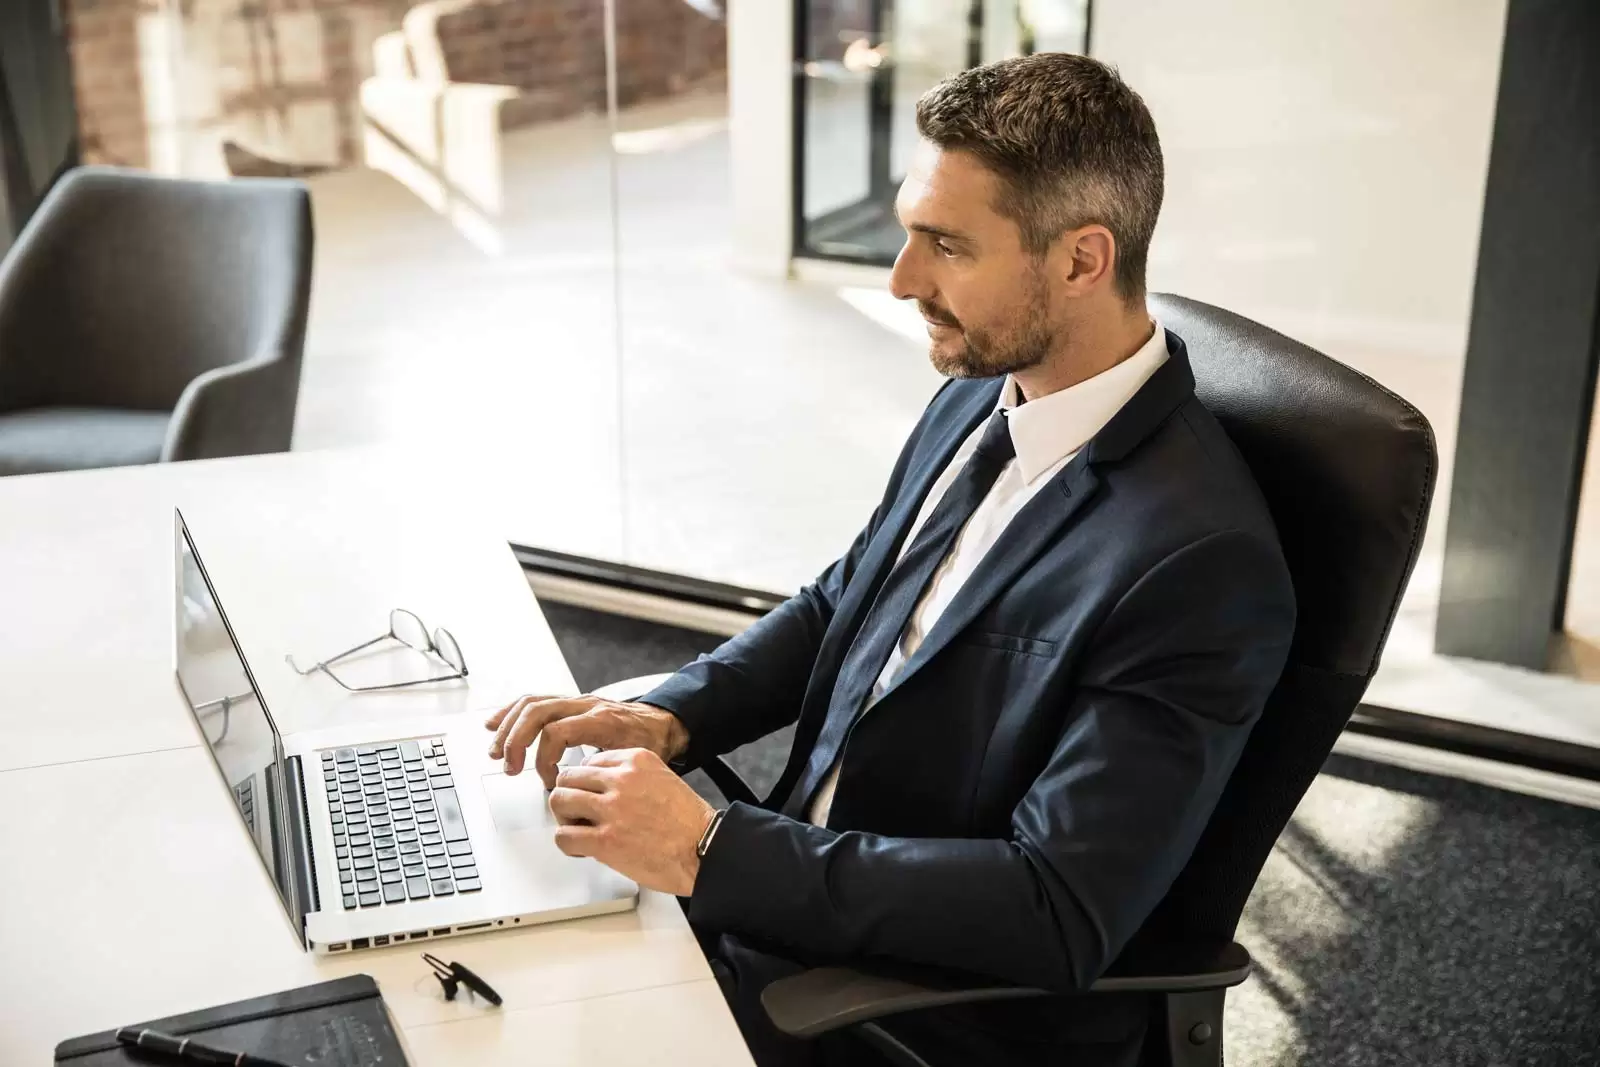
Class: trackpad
480,772,550,832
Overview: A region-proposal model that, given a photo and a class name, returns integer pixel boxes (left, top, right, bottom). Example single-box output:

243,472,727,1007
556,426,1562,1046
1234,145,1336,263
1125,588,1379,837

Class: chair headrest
1151,293,1436,679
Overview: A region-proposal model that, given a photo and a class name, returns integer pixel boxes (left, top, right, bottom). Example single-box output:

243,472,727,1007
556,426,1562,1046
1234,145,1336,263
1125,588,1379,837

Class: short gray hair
915,53,1165,301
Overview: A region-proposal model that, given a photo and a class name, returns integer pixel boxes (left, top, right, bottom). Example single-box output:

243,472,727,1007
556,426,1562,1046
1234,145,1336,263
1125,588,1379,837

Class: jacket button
1188,1022,1213,1045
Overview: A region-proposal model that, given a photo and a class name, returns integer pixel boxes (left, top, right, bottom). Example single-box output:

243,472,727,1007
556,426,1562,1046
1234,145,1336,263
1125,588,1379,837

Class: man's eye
934,240,956,257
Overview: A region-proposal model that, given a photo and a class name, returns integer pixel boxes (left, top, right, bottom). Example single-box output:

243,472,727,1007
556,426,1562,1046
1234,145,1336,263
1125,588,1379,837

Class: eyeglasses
286,608,468,693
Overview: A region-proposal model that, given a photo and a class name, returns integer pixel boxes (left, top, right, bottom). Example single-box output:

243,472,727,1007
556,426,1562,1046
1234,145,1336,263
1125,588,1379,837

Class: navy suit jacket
644,332,1295,1017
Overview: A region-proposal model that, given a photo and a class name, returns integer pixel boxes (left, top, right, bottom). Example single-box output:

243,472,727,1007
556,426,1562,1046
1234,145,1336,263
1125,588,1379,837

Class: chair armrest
760,943,1252,1039
163,350,299,462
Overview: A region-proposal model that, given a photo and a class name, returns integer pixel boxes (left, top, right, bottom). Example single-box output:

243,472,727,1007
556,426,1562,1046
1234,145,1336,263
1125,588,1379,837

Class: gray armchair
0,165,313,476
593,293,1438,1067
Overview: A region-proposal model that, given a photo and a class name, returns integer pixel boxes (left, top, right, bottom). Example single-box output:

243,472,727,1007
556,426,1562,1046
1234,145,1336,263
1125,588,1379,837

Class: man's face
889,142,1056,379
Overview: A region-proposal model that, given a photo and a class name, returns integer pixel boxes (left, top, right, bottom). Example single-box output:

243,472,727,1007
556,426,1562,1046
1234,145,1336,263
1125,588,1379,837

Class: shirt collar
998,319,1170,485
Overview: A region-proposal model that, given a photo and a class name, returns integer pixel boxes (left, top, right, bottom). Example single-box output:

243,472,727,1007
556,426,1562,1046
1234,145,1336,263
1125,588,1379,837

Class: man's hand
486,694,690,789
548,749,715,896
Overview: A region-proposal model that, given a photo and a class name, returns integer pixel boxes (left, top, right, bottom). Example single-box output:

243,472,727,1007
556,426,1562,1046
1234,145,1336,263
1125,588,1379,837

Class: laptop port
411,931,430,940
455,921,492,932
433,927,452,936
329,942,347,952
374,935,390,946
352,937,370,950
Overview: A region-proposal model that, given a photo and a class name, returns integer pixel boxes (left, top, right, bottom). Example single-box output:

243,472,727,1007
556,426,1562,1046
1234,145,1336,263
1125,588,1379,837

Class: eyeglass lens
434,628,464,673
390,608,430,652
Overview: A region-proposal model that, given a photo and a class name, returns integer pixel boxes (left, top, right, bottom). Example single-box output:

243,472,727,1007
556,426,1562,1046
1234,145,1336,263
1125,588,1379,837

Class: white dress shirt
809,321,1170,826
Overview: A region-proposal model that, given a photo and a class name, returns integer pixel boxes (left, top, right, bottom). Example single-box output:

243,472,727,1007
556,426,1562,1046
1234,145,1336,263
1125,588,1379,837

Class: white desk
0,450,753,1067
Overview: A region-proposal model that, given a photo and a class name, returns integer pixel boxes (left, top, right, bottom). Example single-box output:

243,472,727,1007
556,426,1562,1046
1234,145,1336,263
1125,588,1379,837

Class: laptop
173,509,637,954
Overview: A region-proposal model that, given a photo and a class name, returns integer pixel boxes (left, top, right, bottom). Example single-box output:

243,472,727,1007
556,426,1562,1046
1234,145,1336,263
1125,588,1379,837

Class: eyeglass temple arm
325,668,469,694
288,632,392,674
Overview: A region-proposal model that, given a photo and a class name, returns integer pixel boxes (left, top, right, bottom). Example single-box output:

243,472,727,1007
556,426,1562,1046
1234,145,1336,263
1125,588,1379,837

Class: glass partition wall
48,0,1599,759
796,0,1092,264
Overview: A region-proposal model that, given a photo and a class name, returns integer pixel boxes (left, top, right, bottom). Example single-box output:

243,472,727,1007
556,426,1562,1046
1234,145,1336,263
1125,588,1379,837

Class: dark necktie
787,408,1017,817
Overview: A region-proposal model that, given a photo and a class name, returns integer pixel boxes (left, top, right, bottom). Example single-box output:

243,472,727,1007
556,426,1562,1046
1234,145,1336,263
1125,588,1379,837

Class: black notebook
54,975,410,1066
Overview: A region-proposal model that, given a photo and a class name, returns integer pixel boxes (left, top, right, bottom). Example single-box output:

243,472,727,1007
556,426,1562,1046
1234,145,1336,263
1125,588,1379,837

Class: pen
115,1026,296,1067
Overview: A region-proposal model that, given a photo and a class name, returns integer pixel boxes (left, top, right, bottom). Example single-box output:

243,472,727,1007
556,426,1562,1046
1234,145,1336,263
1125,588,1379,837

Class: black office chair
595,292,1438,1067
0,166,313,476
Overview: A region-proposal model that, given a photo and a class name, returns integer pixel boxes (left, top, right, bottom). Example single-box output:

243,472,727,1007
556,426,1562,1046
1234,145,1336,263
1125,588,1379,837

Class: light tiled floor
295,71,1600,748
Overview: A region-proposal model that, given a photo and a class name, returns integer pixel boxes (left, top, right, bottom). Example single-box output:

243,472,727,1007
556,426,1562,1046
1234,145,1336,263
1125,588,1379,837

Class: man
487,54,1295,1066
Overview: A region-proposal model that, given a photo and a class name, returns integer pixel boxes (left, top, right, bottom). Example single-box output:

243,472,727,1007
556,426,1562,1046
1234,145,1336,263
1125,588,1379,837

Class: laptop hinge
273,755,321,939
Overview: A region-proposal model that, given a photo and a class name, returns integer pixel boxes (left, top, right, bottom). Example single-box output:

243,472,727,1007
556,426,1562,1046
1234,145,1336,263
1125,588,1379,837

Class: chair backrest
0,165,312,412
1128,294,1437,951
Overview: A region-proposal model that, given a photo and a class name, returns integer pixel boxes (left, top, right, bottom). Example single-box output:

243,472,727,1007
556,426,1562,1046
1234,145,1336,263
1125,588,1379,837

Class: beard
918,273,1055,380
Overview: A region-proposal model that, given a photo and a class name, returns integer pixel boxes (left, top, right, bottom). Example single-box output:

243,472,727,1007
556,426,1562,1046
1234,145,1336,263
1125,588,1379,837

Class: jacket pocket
960,630,1058,658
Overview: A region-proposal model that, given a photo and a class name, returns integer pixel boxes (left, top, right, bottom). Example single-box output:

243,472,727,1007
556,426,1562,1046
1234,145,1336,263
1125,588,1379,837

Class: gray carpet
541,601,1600,1066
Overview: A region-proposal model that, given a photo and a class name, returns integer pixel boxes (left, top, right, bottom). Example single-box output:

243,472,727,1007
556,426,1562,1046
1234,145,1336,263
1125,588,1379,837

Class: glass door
793,0,1091,265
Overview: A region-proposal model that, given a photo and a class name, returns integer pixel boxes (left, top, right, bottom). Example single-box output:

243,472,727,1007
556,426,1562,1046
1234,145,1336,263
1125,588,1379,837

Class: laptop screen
174,511,299,926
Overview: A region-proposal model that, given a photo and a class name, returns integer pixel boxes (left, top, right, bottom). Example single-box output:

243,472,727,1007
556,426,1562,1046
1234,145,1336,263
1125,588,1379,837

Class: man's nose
888,243,927,303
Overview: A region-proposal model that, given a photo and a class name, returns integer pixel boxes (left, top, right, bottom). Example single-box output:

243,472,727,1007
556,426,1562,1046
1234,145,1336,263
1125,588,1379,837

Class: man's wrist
643,705,690,763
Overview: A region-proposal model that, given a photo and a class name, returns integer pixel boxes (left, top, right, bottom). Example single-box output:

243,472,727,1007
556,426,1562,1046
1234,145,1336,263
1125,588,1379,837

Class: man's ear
1054,224,1117,297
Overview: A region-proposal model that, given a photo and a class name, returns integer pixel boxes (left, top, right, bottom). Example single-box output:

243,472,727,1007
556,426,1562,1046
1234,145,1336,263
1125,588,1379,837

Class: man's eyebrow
892,200,972,243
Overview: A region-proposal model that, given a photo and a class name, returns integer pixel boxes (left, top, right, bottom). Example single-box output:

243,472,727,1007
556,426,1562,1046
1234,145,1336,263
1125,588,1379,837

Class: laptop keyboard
320,738,482,910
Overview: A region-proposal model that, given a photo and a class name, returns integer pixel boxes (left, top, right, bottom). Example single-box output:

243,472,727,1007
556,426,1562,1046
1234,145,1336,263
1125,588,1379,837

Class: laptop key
447,840,473,857
406,876,431,899
335,748,355,764
452,864,477,879
382,882,406,904
342,894,357,910
434,788,469,842
378,858,400,872
421,832,443,847
400,841,421,855
426,854,449,870
337,857,352,871
404,864,427,880
455,878,481,893
423,843,445,857
431,879,455,896
400,740,421,762
356,869,377,883
381,870,403,885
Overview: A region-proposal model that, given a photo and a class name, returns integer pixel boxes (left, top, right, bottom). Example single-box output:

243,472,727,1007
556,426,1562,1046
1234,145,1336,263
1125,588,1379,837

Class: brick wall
63,0,726,173
65,0,148,169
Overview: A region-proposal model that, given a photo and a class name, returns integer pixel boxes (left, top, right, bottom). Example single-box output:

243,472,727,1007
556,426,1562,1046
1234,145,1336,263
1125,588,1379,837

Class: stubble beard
923,273,1055,381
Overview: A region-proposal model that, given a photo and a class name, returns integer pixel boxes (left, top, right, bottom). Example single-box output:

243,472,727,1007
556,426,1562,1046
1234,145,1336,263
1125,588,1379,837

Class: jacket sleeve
686,528,1297,992
638,382,954,762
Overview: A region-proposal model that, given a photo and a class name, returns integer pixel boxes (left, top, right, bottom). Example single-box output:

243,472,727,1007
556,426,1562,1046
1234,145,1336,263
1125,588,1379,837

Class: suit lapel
816,380,1001,672
873,333,1198,704
875,457,1101,704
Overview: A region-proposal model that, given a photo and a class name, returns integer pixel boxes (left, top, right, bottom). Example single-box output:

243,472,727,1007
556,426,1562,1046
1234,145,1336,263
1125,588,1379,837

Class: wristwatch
696,808,728,859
